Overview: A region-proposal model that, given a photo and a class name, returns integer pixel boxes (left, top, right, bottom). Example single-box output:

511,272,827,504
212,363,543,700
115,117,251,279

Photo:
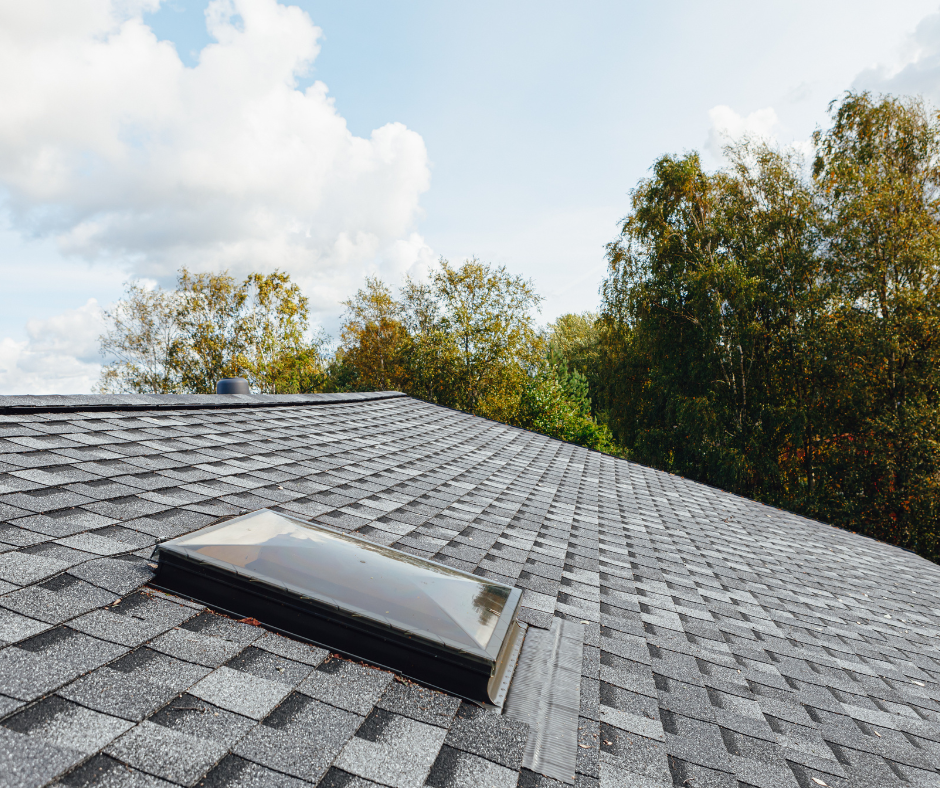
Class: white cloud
705,105,780,160
0,300,106,394
854,10,940,104
0,0,432,314
378,233,438,282
703,104,815,170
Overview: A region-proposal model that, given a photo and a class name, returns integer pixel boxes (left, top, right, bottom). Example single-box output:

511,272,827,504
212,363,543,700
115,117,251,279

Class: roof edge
0,391,407,415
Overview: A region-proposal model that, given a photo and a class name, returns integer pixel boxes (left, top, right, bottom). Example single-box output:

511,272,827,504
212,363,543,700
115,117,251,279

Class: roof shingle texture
0,392,937,788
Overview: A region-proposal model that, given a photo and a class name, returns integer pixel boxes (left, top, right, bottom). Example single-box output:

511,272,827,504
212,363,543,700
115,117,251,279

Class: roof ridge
0,391,407,414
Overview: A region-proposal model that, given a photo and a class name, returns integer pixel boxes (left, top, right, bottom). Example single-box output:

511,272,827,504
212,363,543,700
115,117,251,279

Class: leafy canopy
98,269,326,394
336,258,617,452
561,92,940,560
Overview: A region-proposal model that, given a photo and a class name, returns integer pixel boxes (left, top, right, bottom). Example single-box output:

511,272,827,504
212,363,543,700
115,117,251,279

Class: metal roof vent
151,509,524,705
216,377,249,394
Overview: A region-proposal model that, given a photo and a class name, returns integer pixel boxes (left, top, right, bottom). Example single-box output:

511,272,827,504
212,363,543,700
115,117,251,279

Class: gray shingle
180,612,264,645
0,452,65,470
0,628,127,701
86,526,156,550
147,695,255,749
233,694,361,782
0,694,24,720
336,709,447,788
188,666,291,720
55,665,163,723
50,754,175,788
148,627,247,668
253,631,328,666
0,473,42,493
20,543,92,570
224,646,315,686
104,720,228,787
67,592,194,646
297,657,395,715
0,552,70,585
198,755,310,788
82,498,168,521
444,703,528,770
3,696,133,754
377,679,461,728
58,649,210,721
0,574,116,625
0,726,83,788
12,510,115,538
0,524,50,548
66,556,153,595
0,608,49,645
426,745,521,788
598,725,672,785
0,490,94,514
53,534,130,557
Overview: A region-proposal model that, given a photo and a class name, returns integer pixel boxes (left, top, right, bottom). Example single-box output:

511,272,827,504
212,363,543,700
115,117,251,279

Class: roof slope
0,393,938,788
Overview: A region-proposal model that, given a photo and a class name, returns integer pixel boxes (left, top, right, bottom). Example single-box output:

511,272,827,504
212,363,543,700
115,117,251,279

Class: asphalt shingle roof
0,392,937,788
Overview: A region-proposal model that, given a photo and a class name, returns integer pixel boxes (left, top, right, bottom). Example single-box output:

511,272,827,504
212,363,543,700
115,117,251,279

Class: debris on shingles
0,392,937,788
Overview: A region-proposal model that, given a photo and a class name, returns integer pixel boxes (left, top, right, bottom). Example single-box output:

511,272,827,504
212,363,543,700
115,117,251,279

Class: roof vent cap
216,377,249,395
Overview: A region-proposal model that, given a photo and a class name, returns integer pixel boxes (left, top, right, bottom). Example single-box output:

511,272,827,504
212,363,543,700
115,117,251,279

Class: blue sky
1,0,939,393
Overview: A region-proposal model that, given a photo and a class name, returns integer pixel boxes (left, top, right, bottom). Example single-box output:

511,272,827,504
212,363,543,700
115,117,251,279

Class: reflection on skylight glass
173,509,509,650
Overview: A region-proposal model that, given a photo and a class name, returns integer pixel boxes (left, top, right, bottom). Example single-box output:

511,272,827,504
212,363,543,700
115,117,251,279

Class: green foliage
409,258,545,421
546,313,601,404
98,269,326,394
336,258,618,453
336,276,408,392
513,372,618,453
585,91,940,560
97,282,184,394
807,93,940,557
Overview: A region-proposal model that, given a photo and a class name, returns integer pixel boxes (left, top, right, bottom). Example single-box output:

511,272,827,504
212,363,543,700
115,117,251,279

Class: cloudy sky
1,0,939,394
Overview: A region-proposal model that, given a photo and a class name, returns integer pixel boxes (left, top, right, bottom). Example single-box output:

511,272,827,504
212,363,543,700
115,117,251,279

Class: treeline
99,270,327,396
98,260,615,452
99,91,940,561
566,92,940,561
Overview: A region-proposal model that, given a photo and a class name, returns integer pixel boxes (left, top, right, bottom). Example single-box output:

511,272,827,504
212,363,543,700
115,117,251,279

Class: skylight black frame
150,510,524,705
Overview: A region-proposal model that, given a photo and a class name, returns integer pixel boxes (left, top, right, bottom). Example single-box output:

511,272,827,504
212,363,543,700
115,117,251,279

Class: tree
336,277,409,391
173,270,247,394
809,93,940,555
337,258,545,417
98,283,183,394
336,258,618,453
592,91,940,560
98,269,326,394
547,312,599,366
406,258,545,421
239,272,327,394
515,372,618,453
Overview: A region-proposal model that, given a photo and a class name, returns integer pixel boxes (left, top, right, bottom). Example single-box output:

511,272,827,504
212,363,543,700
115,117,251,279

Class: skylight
151,509,523,704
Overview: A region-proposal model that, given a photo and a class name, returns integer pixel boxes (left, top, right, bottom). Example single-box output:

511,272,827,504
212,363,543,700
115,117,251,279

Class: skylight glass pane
172,509,508,651
152,509,523,704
